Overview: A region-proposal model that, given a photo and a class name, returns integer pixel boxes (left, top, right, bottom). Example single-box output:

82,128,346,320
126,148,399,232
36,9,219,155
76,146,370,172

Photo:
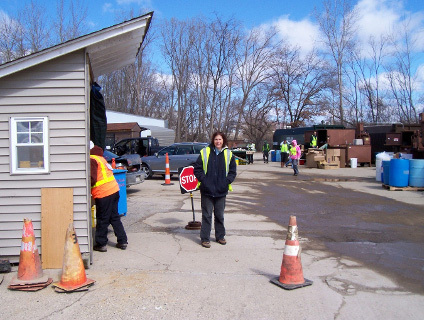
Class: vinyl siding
0,50,91,262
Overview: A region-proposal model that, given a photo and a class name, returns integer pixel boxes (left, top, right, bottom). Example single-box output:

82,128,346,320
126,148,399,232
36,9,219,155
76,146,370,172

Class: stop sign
179,166,198,192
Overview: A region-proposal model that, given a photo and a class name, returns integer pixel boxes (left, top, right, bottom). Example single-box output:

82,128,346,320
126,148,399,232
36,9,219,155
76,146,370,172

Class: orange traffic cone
162,153,174,186
52,223,95,292
271,215,312,290
8,219,52,291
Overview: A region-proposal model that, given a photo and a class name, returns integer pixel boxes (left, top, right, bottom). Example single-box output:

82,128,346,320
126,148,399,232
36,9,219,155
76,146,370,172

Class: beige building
0,13,153,265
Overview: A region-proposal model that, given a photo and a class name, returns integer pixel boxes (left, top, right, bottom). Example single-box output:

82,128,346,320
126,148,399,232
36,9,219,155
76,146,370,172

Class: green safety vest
290,146,297,156
198,146,233,191
280,143,288,153
311,135,317,147
263,143,270,152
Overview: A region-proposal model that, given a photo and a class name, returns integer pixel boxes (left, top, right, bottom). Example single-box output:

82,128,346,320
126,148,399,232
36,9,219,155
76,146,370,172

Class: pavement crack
41,290,91,319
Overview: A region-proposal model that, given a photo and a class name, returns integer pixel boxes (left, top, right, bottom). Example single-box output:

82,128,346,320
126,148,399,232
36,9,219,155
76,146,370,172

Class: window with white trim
10,117,49,174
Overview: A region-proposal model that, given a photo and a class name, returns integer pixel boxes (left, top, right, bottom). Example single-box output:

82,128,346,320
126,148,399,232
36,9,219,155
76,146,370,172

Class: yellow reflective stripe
201,147,210,174
198,147,233,191
90,155,115,188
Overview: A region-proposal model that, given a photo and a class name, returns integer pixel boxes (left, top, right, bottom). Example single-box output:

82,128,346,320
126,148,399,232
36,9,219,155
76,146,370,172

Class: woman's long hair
211,131,228,147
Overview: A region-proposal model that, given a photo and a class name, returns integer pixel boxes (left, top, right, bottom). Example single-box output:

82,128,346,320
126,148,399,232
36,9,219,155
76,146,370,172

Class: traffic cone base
8,277,53,292
270,277,313,290
53,278,95,292
52,223,95,292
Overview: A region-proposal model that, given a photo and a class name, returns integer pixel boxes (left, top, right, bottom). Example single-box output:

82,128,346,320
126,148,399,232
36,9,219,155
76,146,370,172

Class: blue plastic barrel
276,150,281,162
382,161,390,185
409,159,424,187
113,169,127,216
270,150,276,162
389,159,409,187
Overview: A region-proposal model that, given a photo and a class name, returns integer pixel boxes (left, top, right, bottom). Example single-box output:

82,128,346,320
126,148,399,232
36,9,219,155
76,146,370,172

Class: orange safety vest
90,155,119,199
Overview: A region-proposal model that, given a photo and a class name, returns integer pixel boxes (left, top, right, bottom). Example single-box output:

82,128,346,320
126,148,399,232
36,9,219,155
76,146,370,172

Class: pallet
319,163,339,170
382,184,424,191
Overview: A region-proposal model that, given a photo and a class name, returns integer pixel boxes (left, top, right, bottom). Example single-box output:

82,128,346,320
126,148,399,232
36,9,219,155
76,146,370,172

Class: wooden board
382,184,424,191
41,188,73,269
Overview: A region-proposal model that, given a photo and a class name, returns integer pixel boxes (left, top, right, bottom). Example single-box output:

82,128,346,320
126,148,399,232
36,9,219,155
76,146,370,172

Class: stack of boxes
323,149,341,169
305,148,342,169
305,149,325,168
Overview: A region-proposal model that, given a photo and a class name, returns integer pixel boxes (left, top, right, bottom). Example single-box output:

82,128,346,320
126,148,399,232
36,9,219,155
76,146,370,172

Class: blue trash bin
113,169,127,216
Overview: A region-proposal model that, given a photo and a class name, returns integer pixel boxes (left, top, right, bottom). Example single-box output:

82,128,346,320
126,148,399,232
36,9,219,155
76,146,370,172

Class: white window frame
10,117,49,174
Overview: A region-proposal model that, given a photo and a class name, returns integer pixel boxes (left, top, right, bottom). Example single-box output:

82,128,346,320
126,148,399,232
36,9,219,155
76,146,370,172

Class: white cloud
354,0,424,52
117,0,151,6
102,3,114,13
354,0,401,42
271,15,322,54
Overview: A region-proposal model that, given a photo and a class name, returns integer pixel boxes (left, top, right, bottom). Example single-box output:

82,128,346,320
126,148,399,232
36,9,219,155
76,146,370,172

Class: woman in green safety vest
289,140,301,176
193,131,237,249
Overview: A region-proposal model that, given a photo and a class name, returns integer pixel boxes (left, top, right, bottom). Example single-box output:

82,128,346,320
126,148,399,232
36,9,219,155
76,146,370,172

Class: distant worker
90,142,128,252
262,141,270,163
310,131,318,148
193,131,237,249
280,139,289,168
247,142,254,164
289,140,301,176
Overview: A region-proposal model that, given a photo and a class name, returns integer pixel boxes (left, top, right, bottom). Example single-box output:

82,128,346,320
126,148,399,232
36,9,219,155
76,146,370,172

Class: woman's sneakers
116,243,127,250
216,238,227,245
201,241,211,248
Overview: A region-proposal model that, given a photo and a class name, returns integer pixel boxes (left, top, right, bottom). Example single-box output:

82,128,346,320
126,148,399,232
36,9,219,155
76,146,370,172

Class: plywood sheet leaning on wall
41,188,74,269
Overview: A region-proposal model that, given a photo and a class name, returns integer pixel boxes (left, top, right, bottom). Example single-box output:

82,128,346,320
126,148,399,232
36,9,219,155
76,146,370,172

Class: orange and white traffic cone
271,215,312,290
52,223,95,292
8,219,52,291
162,153,174,186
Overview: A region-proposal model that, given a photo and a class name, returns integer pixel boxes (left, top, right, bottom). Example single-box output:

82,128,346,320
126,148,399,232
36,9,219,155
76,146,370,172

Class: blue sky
1,0,423,54
1,0,424,90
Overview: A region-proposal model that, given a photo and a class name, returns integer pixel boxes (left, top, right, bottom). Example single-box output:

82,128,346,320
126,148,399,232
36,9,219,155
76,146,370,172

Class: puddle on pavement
311,178,358,182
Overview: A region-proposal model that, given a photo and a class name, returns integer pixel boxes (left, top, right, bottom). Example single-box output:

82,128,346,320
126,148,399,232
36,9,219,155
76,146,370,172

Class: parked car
103,150,146,187
112,137,164,157
141,142,208,178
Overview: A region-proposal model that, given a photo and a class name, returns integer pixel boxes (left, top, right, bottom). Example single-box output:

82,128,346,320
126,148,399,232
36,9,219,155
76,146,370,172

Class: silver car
141,142,208,178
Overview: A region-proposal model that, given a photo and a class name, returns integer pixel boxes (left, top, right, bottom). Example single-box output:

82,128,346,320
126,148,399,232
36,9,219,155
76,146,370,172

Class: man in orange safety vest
90,142,128,252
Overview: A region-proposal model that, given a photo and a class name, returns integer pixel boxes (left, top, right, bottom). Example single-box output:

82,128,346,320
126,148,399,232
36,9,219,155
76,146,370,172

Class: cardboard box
306,153,318,168
314,155,326,161
326,149,341,157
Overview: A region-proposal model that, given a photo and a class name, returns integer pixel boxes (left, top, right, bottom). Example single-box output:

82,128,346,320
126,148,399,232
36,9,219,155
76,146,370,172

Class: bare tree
316,0,358,125
54,0,88,43
20,0,51,53
385,20,419,124
0,13,22,63
242,85,277,146
233,27,277,140
271,45,330,127
161,18,196,141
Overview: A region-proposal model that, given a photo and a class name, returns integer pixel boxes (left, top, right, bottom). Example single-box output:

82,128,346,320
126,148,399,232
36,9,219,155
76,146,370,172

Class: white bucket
350,158,357,168
353,139,363,145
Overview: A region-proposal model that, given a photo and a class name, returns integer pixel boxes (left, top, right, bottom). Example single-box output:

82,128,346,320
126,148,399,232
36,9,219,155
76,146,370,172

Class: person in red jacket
90,143,128,252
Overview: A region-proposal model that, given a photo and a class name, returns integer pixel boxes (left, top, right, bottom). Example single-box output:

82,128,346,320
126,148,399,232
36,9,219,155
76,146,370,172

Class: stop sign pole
179,166,201,230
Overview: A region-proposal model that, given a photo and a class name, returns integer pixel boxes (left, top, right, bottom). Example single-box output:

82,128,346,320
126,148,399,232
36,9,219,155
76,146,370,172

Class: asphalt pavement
1,154,423,320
